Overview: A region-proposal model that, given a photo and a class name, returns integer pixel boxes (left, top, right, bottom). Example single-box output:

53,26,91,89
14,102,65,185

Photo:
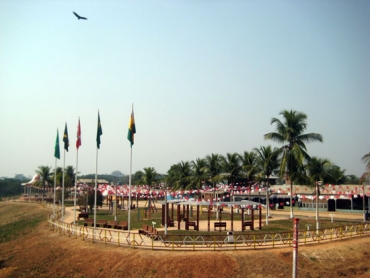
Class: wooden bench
214,222,227,231
96,220,107,228
107,220,118,229
78,212,89,220
117,221,128,230
139,224,149,235
243,221,254,231
83,218,94,227
146,226,159,240
186,221,198,231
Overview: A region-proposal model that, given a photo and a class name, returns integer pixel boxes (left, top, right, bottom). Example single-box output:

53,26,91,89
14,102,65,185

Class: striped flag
127,108,136,147
63,123,69,151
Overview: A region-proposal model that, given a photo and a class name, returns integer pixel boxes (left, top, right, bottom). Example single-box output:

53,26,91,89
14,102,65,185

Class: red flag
76,118,81,149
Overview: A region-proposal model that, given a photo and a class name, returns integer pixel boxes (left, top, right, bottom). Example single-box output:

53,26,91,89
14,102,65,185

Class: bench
186,221,198,231
107,220,118,229
139,224,149,235
243,221,254,231
117,221,128,230
96,220,107,228
146,226,159,240
78,212,89,220
83,218,94,227
214,222,227,231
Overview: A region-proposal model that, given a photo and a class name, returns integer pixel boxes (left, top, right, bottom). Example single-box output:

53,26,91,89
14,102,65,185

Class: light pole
315,181,322,233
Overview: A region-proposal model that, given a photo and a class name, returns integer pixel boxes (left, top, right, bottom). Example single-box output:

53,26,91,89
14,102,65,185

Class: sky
1,1,369,180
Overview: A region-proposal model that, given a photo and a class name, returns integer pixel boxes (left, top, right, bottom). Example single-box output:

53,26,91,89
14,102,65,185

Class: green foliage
76,190,103,213
0,178,23,197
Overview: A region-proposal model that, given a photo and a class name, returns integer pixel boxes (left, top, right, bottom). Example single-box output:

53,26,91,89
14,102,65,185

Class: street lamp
316,181,322,233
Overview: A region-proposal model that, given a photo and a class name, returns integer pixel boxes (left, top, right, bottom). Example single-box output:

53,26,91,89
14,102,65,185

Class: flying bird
73,11,88,20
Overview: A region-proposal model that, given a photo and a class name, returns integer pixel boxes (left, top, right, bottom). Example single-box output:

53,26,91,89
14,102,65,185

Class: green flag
97,111,103,149
54,129,60,159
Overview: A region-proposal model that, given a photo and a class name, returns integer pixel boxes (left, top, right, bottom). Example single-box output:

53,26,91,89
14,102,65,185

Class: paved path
62,204,365,233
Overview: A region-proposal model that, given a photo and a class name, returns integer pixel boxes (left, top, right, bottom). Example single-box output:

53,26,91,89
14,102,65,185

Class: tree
362,152,370,172
204,154,223,196
64,165,76,188
220,152,242,185
167,161,192,190
77,189,103,213
360,152,370,184
190,158,207,198
136,167,159,189
254,145,280,224
34,166,52,201
264,109,323,218
240,151,259,200
306,157,333,186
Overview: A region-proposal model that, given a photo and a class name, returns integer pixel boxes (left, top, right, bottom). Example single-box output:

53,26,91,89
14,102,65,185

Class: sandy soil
0,202,370,278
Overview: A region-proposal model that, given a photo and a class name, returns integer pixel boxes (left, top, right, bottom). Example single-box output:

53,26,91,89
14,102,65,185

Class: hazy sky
1,1,369,179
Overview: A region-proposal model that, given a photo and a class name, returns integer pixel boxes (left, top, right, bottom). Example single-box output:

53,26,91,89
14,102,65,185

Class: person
365,210,369,221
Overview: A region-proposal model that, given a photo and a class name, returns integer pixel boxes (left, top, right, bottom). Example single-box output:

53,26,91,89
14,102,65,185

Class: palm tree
204,154,223,200
254,146,280,224
190,158,207,198
362,152,370,171
264,109,323,218
306,157,333,185
240,151,259,200
137,167,159,189
220,153,242,186
167,161,192,190
64,165,76,188
34,166,52,201
360,153,370,185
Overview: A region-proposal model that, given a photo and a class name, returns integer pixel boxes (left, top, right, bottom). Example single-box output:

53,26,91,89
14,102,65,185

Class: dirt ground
0,203,370,278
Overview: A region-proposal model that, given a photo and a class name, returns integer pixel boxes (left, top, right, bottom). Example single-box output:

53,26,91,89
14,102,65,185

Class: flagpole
128,146,132,232
53,157,57,218
127,104,135,233
62,149,66,221
94,146,98,241
74,149,78,224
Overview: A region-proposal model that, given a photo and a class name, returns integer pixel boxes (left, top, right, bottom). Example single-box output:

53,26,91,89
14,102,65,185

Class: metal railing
48,216,370,251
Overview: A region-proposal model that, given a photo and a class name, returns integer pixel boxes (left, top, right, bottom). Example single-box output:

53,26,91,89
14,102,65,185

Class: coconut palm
240,150,259,200
34,166,52,201
190,158,207,197
306,157,333,185
254,146,280,224
264,109,323,218
137,167,159,189
167,161,192,190
220,152,242,186
362,152,370,171
204,154,223,195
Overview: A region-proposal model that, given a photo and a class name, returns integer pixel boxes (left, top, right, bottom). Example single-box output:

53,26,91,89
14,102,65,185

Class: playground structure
161,200,265,232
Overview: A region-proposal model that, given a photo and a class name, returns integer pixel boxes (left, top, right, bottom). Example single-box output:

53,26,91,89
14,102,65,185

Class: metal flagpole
53,158,57,218
128,146,132,232
74,149,78,224
94,147,98,241
62,149,66,221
